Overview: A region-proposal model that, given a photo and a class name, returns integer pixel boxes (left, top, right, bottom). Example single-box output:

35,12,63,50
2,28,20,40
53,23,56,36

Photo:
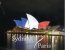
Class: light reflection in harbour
7,34,64,50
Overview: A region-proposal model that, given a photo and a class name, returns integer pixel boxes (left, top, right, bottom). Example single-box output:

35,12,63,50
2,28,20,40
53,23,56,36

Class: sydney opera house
0,0,64,50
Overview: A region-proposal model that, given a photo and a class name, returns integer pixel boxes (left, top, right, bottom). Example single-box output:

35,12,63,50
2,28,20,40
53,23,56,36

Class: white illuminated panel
26,13,39,29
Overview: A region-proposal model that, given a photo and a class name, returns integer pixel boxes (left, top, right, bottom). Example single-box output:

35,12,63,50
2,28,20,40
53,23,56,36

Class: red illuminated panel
38,21,50,29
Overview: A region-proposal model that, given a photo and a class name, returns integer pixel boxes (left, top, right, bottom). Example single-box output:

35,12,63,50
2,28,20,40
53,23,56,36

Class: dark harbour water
0,34,64,50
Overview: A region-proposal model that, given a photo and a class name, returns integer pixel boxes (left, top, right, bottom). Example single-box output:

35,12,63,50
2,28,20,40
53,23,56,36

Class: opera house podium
6,27,64,50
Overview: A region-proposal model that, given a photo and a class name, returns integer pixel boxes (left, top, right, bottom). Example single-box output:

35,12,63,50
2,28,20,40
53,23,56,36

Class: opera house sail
14,13,39,30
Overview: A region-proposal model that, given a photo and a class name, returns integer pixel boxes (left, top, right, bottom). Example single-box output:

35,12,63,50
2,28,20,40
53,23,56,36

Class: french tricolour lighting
38,21,50,29
14,20,22,28
14,13,50,30
21,18,29,28
26,13,39,29
14,18,28,28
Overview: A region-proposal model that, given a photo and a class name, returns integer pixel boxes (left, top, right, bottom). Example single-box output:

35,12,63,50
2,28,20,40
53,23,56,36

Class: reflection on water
7,34,64,50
